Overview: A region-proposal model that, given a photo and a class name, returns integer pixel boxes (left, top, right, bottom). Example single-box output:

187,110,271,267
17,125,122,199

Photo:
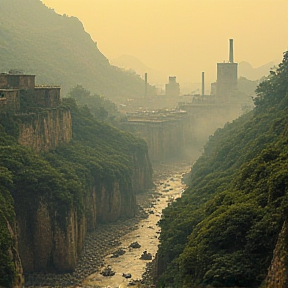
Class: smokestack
144,73,147,97
202,72,205,96
229,39,234,63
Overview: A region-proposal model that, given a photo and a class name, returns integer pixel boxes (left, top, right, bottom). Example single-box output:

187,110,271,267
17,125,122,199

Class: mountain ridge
0,0,155,100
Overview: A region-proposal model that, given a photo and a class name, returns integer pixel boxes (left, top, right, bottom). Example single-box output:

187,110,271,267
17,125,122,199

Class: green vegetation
0,0,155,99
158,51,288,288
67,85,126,124
0,164,16,288
0,96,148,287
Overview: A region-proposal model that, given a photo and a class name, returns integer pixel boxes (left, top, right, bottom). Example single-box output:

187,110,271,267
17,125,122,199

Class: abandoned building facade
0,71,61,112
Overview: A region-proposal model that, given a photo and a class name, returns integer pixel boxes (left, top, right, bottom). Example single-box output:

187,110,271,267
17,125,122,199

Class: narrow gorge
0,80,153,287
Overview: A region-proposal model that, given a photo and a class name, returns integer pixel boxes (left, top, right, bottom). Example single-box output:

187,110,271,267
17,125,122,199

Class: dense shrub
158,51,288,287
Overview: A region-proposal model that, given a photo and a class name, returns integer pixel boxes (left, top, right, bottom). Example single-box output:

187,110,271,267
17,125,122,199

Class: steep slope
0,97,152,286
0,0,155,100
157,51,288,287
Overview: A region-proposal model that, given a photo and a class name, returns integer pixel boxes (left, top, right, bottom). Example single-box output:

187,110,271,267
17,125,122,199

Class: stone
100,265,115,277
129,241,141,248
140,251,152,260
111,248,126,258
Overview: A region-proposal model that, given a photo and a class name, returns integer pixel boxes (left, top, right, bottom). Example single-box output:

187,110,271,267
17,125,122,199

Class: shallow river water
82,162,192,288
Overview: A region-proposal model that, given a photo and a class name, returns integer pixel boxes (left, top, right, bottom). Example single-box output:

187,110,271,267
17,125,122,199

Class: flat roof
0,89,20,92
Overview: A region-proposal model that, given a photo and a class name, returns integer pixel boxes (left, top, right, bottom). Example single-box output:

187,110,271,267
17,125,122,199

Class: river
82,161,192,288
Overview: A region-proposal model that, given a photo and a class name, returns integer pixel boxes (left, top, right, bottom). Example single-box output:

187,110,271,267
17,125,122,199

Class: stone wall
0,74,35,90
18,108,72,152
34,87,60,108
0,90,20,112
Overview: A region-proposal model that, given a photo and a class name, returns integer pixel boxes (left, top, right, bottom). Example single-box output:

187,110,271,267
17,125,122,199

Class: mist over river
83,161,192,288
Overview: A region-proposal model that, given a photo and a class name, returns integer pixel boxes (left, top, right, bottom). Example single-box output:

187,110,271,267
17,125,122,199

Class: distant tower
229,39,234,63
202,72,205,96
144,73,148,97
165,76,180,97
216,39,238,101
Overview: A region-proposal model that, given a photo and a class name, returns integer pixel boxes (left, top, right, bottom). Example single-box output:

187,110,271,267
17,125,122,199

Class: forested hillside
0,0,155,100
67,85,125,125
157,51,288,287
0,97,151,287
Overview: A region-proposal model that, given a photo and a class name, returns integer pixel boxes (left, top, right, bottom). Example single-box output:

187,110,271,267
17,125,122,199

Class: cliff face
1,99,153,276
132,152,153,192
16,200,85,272
96,181,133,223
14,151,152,273
18,108,72,152
121,119,187,162
6,221,24,288
264,220,288,288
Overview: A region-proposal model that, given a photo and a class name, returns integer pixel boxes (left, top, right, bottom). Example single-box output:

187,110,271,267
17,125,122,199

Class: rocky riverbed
24,161,192,288
24,205,149,287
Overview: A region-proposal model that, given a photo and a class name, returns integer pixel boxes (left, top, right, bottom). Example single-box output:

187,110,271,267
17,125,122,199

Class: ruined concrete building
0,71,60,112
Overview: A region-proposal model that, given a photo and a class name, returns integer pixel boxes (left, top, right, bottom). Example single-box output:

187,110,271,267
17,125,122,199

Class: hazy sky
42,0,288,84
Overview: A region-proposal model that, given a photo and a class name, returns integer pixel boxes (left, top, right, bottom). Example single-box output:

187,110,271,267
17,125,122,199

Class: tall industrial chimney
229,39,234,63
144,73,147,97
202,72,205,96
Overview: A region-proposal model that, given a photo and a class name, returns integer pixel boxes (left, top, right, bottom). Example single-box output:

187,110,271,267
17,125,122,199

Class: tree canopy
157,51,288,288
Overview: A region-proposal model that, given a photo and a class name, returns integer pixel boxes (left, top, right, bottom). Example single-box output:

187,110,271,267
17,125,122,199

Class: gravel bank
24,199,151,287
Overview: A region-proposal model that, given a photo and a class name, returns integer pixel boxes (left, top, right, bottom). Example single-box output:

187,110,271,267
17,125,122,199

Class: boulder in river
111,248,126,258
129,241,141,248
122,273,132,278
140,250,152,260
100,265,115,276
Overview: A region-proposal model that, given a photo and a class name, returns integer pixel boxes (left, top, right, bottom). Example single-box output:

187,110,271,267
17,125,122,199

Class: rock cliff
6,221,24,288
264,219,288,288
14,155,152,273
17,108,72,152
121,118,187,162
11,106,153,274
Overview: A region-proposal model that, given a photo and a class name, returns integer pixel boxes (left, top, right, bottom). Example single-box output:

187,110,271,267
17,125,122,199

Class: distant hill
0,0,155,101
111,54,167,85
239,60,278,81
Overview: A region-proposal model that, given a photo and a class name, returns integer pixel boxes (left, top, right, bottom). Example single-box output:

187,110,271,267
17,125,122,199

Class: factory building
165,76,180,97
211,39,238,102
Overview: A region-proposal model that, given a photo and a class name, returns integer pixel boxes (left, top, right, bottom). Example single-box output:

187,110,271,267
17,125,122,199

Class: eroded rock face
18,108,72,152
13,106,153,274
15,151,152,273
17,201,85,273
132,152,153,194
264,220,288,288
6,220,24,288
96,181,125,223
